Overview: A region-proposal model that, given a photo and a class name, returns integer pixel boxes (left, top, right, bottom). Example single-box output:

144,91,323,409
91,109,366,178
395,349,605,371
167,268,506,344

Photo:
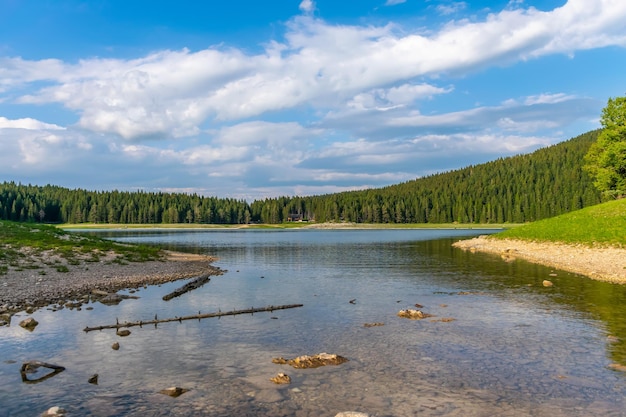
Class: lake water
2,228,626,416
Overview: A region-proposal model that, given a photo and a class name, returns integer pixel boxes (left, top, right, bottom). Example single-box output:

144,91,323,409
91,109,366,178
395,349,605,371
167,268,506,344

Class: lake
1,228,626,416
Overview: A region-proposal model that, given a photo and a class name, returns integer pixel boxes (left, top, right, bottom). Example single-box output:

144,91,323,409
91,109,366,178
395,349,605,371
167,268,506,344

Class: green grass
495,198,626,247
0,220,163,275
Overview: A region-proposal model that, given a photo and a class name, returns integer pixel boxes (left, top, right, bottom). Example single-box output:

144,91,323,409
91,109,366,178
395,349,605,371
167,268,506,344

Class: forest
0,130,603,225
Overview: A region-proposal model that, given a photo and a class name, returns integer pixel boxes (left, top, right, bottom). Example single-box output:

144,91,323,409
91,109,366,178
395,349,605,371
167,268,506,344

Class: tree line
0,130,603,225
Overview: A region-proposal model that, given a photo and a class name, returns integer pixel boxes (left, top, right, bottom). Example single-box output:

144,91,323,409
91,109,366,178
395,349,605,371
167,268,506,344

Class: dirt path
453,236,626,284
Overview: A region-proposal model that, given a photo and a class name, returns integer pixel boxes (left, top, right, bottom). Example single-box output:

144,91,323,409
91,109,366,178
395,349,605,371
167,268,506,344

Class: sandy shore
0,250,221,314
453,236,626,284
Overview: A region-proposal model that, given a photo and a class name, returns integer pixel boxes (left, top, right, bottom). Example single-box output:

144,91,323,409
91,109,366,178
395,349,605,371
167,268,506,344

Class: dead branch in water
162,274,211,301
83,304,304,332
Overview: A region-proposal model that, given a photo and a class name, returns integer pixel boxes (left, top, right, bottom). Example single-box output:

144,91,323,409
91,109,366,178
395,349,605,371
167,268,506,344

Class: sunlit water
2,229,626,416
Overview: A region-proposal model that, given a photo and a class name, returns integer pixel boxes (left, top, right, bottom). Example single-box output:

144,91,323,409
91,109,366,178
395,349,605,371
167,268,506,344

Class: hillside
251,130,603,223
495,197,626,246
0,130,603,225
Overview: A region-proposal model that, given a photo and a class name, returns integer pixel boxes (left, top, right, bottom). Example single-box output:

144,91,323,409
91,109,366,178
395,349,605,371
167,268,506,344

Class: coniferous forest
0,130,603,225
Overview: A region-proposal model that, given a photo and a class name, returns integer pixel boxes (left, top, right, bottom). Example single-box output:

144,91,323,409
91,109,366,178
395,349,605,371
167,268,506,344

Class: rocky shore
0,250,220,314
453,236,626,284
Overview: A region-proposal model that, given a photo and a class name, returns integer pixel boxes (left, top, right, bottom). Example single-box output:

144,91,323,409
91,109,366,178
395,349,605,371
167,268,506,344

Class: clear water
2,229,626,417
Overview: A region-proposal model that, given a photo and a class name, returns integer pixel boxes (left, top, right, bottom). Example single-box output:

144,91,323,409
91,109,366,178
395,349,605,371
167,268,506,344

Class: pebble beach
0,250,220,314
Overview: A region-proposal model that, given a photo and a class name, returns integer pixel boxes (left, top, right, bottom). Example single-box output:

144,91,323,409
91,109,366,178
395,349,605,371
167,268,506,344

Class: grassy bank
0,220,162,275
495,198,626,247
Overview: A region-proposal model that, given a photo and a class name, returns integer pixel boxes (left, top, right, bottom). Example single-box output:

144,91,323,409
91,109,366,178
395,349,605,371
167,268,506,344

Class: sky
1,0,625,201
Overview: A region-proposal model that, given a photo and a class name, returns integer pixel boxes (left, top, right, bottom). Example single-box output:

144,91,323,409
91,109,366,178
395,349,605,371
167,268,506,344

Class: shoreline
0,251,222,315
453,236,626,284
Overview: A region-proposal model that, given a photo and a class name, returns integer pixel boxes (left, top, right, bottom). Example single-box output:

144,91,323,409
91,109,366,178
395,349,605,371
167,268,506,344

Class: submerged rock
19,317,39,330
159,386,189,397
542,280,554,287
88,374,98,384
273,353,348,369
270,372,291,384
397,309,432,320
41,406,67,416
0,313,11,326
98,293,139,306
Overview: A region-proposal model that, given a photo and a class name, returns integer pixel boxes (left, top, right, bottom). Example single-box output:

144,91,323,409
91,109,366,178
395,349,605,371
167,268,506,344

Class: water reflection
1,229,626,416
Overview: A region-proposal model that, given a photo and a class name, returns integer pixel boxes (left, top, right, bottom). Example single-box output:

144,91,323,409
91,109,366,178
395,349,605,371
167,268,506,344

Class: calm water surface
2,229,626,416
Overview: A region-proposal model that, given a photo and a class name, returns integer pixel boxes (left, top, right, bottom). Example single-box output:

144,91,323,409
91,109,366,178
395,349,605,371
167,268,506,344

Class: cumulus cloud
0,0,623,198
299,0,316,14
1,0,623,143
0,116,64,130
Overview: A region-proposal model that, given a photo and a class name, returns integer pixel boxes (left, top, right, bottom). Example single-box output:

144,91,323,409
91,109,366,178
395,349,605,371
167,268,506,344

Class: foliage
0,130,603,225
495,198,626,247
584,96,626,198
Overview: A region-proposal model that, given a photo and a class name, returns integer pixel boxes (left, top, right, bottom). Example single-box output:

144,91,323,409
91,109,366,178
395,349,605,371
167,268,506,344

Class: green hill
251,130,603,224
0,130,604,225
496,198,626,246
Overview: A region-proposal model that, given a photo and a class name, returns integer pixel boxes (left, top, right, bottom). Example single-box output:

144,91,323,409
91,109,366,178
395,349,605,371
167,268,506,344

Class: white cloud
436,2,467,15
385,0,406,5
0,116,64,130
523,93,576,105
299,0,316,14
347,83,452,112
3,0,624,143
0,0,622,198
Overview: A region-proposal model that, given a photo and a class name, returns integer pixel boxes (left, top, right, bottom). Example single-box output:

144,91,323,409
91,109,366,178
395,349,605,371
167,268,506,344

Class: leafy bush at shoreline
495,198,626,247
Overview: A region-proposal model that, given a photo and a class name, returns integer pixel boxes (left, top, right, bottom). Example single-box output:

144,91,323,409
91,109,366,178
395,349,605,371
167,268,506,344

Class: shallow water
2,229,626,416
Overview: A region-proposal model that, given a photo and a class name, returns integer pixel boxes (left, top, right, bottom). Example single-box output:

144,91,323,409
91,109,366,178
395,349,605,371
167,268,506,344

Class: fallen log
20,361,66,384
162,274,211,301
83,304,304,332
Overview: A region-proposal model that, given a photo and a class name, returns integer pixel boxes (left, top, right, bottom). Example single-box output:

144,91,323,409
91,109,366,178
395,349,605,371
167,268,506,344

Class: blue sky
1,0,625,200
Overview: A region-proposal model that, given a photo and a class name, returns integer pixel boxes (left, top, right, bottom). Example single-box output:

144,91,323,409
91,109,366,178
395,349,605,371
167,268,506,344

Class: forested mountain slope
251,130,603,224
0,130,603,224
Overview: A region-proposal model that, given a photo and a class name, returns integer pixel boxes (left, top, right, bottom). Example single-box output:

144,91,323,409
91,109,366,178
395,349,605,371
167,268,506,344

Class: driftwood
83,304,304,332
162,274,211,301
20,361,66,384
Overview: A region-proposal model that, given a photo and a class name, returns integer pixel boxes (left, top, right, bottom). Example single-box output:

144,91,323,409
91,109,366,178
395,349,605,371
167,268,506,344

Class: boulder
397,309,432,320
273,353,348,369
159,386,189,397
88,374,98,384
19,317,39,330
542,280,554,287
112,342,120,350
97,292,139,305
270,372,291,384
0,313,11,327
41,406,67,416
116,329,131,337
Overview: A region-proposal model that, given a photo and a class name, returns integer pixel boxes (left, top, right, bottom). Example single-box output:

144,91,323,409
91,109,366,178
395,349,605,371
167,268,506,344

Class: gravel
0,251,221,314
